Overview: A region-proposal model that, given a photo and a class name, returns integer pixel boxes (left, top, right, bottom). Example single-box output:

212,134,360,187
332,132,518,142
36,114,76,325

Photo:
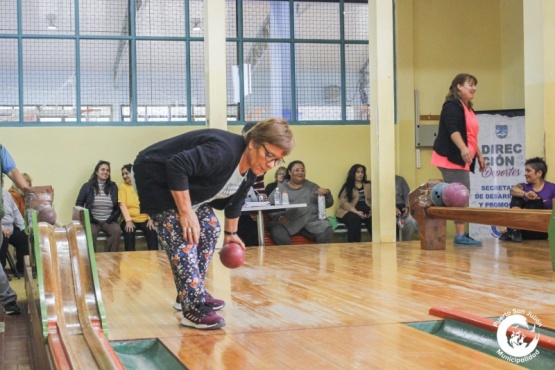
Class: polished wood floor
96,239,555,369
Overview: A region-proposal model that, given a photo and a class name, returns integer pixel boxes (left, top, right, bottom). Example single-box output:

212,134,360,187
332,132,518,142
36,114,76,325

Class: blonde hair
243,117,295,155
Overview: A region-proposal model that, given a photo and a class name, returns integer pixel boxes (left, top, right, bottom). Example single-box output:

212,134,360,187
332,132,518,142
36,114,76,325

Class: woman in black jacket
133,117,294,330
76,160,121,252
431,73,486,247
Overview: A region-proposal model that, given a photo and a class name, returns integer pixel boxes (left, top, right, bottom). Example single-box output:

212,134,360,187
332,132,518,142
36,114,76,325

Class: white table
241,202,307,247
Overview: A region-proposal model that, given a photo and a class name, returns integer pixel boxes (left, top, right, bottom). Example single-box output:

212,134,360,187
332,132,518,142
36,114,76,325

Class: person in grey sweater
268,160,334,245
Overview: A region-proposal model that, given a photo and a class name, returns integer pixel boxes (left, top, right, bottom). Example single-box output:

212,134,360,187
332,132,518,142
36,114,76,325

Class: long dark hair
89,160,113,195
121,163,133,173
284,160,304,181
338,164,369,202
446,73,478,109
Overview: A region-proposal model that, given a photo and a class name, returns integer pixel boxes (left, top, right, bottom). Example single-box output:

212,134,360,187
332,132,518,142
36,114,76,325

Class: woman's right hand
179,209,201,244
355,210,366,219
124,220,135,232
278,215,289,225
459,146,472,164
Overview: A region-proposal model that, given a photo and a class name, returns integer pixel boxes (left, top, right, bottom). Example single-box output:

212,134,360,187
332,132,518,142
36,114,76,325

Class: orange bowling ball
219,242,245,269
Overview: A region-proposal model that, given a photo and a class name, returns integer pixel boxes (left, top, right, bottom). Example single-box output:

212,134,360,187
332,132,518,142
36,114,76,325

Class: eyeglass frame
261,143,285,166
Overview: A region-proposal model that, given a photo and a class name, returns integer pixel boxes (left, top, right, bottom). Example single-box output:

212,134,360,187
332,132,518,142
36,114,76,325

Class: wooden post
409,180,447,250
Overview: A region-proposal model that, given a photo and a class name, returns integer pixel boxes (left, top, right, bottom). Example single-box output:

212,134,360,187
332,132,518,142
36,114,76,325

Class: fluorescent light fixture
46,14,57,30
191,18,202,32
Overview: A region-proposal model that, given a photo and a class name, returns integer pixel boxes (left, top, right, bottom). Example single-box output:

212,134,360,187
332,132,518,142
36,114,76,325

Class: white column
368,0,396,242
204,0,228,129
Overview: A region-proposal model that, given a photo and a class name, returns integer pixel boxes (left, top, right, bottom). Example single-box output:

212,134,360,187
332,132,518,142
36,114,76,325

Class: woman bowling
133,118,294,330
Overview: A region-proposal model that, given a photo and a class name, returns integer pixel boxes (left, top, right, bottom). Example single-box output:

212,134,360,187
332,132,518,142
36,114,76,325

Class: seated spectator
395,175,419,241
237,174,265,247
268,160,334,245
500,157,555,242
118,164,158,251
9,172,32,217
264,166,287,196
1,178,28,276
76,160,121,252
335,164,372,243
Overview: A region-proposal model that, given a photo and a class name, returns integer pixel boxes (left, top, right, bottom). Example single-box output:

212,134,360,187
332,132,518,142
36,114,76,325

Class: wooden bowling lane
96,240,555,369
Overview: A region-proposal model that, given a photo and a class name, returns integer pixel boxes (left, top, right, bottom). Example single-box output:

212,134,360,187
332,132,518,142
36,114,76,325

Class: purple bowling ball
37,205,57,225
430,182,449,206
442,182,470,207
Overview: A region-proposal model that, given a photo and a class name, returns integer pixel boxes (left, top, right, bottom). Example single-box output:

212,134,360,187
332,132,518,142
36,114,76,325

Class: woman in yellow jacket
335,164,372,243
118,164,158,251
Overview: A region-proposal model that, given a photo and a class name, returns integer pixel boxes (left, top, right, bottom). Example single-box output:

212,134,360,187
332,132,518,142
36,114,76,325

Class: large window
0,0,368,126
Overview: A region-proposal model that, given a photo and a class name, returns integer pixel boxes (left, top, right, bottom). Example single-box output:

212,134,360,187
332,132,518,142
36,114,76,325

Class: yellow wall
2,125,371,223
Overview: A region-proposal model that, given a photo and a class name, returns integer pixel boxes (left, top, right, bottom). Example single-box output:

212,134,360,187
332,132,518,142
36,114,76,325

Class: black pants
0,227,29,273
237,214,259,247
337,212,372,243
121,220,159,251
509,197,547,240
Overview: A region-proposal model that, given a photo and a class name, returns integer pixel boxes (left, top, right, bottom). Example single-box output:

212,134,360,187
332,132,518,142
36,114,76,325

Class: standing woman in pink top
431,73,486,247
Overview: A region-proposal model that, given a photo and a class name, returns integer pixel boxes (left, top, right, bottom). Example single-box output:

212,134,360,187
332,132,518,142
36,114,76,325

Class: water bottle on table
275,188,282,205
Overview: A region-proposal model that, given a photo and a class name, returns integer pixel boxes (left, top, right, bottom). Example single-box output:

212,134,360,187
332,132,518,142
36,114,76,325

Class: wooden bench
408,179,555,270
97,229,145,242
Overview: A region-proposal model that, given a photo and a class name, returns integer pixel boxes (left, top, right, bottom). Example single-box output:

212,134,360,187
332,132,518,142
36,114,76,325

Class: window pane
22,39,75,123
226,0,237,38
0,1,17,34
294,2,339,40
80,0,129,36
345,2,369,40
189,0,204,38
0,39,19,113
243,42,292,121
80,40,129,122
226,41,239,121
345,44,369,121
137,41,187,122
190,41,205,121
22,0,75,35
243,1,290,39
296,44,341,121
136,0,185,37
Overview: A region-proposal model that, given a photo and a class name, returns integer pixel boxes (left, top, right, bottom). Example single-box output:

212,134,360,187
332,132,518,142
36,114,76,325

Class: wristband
224,230,237,235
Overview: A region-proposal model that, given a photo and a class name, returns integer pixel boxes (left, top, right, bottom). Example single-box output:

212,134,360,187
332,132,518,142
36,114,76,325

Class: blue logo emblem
496,125,508,139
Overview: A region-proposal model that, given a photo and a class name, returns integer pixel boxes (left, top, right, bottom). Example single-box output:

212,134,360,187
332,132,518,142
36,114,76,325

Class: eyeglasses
292,168,305,173
261,144,285,166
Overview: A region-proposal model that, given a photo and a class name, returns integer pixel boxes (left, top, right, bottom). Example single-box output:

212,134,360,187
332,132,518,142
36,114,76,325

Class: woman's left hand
146,218,155,230
316,188,329,196
478,156,487,172
224,234,246,250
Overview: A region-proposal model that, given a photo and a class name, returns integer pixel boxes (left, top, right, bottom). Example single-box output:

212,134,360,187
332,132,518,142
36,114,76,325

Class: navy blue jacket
133,129,257,219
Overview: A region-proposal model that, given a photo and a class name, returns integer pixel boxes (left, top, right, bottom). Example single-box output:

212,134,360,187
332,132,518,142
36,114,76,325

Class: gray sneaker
454,233,482,247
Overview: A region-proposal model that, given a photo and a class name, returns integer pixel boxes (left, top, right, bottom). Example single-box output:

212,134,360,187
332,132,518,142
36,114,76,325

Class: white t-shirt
193,165,246,210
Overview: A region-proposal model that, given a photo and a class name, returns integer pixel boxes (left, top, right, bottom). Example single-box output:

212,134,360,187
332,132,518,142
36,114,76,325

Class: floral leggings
151,204,220,310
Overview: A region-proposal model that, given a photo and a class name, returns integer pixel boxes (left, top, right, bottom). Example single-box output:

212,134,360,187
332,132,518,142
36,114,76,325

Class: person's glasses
292,168,305,173
261,144,285,166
